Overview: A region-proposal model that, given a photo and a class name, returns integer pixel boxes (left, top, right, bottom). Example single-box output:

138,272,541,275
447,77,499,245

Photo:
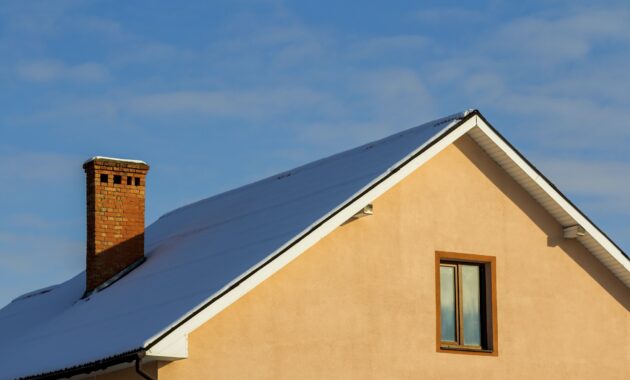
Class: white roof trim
468,115,630,286
144,112,630,360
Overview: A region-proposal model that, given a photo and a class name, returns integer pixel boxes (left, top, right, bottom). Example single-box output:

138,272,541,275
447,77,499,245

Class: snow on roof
0,111,472,379
83,156,148,165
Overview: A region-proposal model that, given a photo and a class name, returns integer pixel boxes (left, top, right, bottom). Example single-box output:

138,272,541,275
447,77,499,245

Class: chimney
83,157,150,294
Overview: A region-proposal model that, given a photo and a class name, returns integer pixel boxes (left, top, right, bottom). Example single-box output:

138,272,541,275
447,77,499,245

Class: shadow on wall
455,136,630,313
86,233,145,295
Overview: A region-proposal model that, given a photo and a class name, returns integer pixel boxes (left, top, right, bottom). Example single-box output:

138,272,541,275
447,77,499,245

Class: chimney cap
83,156,148,165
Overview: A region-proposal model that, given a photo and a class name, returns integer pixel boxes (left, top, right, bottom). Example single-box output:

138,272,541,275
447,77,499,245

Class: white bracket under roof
350,204,373,220
564,225,586,239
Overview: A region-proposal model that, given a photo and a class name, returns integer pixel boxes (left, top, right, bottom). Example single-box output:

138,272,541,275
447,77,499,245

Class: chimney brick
83,157,149,293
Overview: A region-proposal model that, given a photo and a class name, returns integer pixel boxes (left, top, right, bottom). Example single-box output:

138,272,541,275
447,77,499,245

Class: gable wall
158,135,630,379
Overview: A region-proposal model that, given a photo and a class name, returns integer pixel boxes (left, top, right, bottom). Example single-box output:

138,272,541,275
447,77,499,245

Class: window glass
461,264,481,346
440,265,457,342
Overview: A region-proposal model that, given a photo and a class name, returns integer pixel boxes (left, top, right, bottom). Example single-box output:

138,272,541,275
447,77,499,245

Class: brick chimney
83,157,150,294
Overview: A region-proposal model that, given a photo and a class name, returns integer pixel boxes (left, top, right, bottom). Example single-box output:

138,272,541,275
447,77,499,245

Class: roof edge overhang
468,112,629,283
20,349,144,380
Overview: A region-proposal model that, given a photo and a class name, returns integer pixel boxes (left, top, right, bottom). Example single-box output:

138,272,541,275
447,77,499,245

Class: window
113,175,122,184
435,252,497,355
100,174,108,183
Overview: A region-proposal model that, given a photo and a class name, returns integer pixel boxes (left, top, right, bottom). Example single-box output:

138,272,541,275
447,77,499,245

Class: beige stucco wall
158,135,630,379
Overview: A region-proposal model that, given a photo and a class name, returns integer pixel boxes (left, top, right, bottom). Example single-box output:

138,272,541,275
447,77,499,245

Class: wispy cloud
0,1,629,309
126,87,337,120
535,155,630,250
413,7,484,22
491,8,630,63
348,35,429,60
0,151,81,182
535,157,630,213
74,17,128,41
0,231,83,307
7,214,54,230
418,6,630,154
0,232,82,273
17,60,109,83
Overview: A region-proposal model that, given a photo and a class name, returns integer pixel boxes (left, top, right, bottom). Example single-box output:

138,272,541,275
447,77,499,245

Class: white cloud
75,17,128,41
535,157,630,213
16,61,62,82
490,8,630,63
415,7,630,154
0,1,628,303
0,231,83,307
351,68,435,123
17,60,109,83
126,88,337,120
413,7,484,23
348,35,429,60
295,120,390,149
0,151,81,182
8,214,53,230
278,68,437,155
482,91,630,152
111,42,184,66
0,0,80,38
0,233,82,273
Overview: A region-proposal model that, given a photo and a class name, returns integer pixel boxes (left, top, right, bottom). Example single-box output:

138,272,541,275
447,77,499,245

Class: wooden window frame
435,251,498,356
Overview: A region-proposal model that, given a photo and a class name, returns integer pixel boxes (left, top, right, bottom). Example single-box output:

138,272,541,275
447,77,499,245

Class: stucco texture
157,135,630,379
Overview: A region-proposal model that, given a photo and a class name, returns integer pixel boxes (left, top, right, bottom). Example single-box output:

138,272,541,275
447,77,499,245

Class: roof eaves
19,349,144,380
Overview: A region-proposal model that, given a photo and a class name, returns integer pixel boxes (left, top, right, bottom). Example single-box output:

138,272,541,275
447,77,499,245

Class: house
0,109,628,379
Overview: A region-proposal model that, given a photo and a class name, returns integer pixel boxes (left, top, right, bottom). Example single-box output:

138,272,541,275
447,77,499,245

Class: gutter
20,349,145,380
134,352,154,380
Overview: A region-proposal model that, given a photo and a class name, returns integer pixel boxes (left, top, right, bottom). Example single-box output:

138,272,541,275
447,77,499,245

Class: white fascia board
472,117,630,284
145,333,188,360
143,116,479,356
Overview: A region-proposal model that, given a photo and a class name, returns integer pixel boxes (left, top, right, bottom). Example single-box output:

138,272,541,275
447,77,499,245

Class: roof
0,110,627,379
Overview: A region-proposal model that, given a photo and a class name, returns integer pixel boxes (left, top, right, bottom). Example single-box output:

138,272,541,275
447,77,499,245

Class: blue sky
1,0,628,307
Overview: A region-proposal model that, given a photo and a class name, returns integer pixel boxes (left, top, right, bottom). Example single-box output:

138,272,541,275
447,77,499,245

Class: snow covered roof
0,109,627,379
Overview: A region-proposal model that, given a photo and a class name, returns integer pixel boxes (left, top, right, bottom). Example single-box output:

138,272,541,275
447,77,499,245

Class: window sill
438,346,496,356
